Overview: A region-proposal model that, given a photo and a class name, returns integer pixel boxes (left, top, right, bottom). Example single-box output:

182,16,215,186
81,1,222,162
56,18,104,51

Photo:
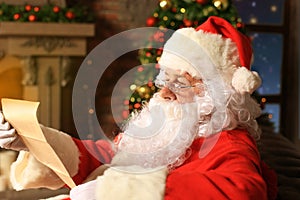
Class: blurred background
0,0,298,143
0,0,299,198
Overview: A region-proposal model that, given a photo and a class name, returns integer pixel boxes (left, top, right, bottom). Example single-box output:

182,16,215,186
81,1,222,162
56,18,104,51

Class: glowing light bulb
160,1,167,8
270,5,277,12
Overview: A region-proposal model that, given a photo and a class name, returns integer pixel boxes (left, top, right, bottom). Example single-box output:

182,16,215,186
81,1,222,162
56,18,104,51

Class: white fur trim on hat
231,67,262,94
158,28,241,86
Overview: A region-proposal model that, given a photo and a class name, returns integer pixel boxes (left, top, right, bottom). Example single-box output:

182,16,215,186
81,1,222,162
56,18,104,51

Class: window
232,0,299,143
250,32,282,133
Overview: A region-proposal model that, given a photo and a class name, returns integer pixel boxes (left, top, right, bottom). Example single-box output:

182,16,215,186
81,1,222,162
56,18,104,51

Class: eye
177,77,191,86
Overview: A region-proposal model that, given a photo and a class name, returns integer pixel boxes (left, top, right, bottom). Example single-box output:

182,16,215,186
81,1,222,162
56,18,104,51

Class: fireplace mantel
0,22,95,130
0,22,94,55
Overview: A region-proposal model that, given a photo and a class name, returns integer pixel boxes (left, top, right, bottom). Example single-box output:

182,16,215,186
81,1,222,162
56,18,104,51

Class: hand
0,111,27,151
70,179,97,200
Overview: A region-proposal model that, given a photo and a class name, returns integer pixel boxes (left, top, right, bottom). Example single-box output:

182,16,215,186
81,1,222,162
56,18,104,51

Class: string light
130,97,135,102
160,0,168,8
268,114,273,119
159,0,172,10
130,84,137,91
88,108,94,114
139,87,146,93
87,59,93,65
212,0,229,11
270,5,277,12
213,0,222,9
250,17,257,24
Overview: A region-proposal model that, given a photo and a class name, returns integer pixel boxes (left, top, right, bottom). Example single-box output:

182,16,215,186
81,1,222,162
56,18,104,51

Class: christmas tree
123,0,244,119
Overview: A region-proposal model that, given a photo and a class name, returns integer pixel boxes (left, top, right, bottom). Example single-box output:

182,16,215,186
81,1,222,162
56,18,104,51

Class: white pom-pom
231,67,261,94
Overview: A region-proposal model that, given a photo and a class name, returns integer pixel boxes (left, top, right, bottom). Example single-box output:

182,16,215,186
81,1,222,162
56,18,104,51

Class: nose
159,87,177,100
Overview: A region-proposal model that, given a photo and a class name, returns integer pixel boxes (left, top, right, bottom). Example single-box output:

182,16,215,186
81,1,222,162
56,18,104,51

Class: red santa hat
158,16,261,94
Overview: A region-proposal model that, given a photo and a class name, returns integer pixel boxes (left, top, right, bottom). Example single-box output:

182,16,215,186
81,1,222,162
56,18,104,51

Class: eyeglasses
157,81,205,94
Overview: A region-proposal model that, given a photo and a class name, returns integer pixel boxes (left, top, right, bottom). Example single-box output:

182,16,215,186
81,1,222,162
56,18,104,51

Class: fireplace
0,22,94,130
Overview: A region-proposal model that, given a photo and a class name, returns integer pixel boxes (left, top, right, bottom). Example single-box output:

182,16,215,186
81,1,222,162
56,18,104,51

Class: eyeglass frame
156,81,205,94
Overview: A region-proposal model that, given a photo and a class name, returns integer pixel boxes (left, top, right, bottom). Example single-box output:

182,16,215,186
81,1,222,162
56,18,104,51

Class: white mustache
114,96,202,169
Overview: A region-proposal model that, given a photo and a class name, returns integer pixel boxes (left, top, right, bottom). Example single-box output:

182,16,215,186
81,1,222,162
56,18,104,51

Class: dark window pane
250,33,282,95
264,104,280,133
232,0,285,25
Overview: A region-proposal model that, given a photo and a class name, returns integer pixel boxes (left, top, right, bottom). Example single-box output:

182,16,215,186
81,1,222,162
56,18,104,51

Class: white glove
70,179,97,200
0,111,27,151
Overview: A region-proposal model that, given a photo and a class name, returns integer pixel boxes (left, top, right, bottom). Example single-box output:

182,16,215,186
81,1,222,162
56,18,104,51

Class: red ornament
28,14,37,22
147,81,153,87
146,17,157,27
171,7,177,13
65,10,75,20
53,6,60,13
183,19,193,27
24,4,32,12
153,31,164,42
137,66,144,72
236,22,244,29
156,48,163,56
122,110,129,119
13,13,21,20
145,52,152,57
179,24,185,29
123,100,129,105
196,0,208,5
33,6,40,12
134,103,141,109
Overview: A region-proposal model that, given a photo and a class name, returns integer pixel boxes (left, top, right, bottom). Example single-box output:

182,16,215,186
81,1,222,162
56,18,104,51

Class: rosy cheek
159,87,177,100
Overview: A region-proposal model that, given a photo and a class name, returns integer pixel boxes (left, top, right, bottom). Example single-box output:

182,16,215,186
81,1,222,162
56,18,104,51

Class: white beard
112,94,206,170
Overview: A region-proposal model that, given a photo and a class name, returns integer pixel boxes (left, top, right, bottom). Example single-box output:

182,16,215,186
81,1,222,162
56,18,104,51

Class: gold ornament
159,0,172,10
212,0,229,11
137,85,151,97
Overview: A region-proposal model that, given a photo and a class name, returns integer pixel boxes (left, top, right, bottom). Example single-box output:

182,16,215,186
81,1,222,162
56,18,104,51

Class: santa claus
0,16,277,199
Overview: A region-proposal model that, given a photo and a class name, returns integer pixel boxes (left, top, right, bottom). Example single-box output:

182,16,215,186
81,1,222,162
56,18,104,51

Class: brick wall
67,0,158,139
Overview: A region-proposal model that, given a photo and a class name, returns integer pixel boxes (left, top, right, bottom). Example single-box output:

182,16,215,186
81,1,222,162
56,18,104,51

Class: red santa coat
9,128,277,199
71,129,277,200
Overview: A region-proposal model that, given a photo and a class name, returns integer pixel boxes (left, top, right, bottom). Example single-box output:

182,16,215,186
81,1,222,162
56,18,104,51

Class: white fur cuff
10,126,80,190
95,166,168,200
10,151,65,191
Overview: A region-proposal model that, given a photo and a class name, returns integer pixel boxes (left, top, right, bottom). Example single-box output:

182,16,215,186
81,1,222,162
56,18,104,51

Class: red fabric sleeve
165,130,269,200
71,138,114,185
